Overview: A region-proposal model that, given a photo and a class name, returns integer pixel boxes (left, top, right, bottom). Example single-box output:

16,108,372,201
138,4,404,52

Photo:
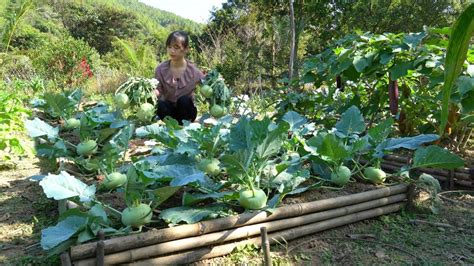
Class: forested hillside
0,0,203,87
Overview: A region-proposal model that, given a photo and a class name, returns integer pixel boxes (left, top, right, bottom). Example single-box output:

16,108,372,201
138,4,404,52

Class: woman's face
167,39,188,61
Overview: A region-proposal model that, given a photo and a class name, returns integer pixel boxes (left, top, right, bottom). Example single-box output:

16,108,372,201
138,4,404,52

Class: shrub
32,36,100,88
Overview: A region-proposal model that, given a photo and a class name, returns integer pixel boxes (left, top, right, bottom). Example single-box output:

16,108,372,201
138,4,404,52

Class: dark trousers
156,96,197,124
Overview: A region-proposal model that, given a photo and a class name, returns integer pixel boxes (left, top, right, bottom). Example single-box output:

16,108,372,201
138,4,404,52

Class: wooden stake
96,241,104,266
261,227,271,266
406,183,416,212
448,170,455,190
60,252,72,266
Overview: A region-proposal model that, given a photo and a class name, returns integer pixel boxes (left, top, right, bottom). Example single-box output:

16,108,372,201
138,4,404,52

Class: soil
0,157,59,265
0,155,472,265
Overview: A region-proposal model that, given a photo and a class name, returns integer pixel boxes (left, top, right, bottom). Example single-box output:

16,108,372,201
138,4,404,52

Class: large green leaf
24,118,59,140
142,164,197,179
170,172,214,187
182,191,236,206
368,118,394,145
403,32,426,49
229,116,254,151
379,52,393,65
39,171,96,202
353,55,369,72
389,62,412,80
335,106,365,136
282,111,307,131
461,91,474,113
221,152,248,179
108,124,134,152
175,141,200,155
35,140,69,158
41,216,87,250
412,145,464,169
135,124,179,148
159,205,226,225
319,134,350,162
440,3,474,135
456,76,474,97
375,134,439,157
255,122,288,159
153,186,181,207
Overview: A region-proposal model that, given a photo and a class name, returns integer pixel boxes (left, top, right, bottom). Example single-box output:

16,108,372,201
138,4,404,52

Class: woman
154,31,205,124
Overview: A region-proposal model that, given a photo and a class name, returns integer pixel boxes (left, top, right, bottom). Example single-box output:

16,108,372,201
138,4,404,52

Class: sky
138,0,228,24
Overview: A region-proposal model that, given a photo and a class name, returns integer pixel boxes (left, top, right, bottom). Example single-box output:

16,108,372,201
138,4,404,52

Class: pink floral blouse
154,60,205,103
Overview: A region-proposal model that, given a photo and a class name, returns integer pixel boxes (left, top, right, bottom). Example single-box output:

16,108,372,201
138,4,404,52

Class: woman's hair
166,31,189,48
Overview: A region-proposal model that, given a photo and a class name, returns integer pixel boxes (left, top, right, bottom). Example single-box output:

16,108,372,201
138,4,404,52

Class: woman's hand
154,89,160,97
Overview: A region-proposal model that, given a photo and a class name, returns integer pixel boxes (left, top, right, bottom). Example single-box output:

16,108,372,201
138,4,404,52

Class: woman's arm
154,67,165,100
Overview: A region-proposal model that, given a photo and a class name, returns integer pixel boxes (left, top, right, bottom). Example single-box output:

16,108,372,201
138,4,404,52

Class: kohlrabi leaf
152,186,181,207
412,145,464,169
159,205,226,225
175,141,200,155
88,204,108,224
282,111,307,131
39,171,96,202
374,134,439,157
335,106,365,136
41,215,87,250
35,140,69,159
182,191,235,206
142,164,199,179
318,134,350,162
42,90,81,118
170,172,215,188
108,124,134,153
24,118,59,140
255,121,289,159
350,136,370,153
142,164,215,188
136,124,179,148
229,116,254,152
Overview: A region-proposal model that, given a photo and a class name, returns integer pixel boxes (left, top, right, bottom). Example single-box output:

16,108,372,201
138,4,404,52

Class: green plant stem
319,185,344,190
92,200,122,218
63,139,77,148
209,131,220,158
351,159,365,177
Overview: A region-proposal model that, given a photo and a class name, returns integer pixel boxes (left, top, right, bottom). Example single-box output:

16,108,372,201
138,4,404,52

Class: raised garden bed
59,184,411,265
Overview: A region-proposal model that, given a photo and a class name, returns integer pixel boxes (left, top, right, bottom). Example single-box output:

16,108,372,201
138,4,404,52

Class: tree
59,2,141,54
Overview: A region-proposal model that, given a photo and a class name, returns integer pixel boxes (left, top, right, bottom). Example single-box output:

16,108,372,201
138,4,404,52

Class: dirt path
0,157,58,265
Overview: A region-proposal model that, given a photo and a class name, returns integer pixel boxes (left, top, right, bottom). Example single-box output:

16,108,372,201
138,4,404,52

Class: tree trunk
288,0,296,82
271,26,277,89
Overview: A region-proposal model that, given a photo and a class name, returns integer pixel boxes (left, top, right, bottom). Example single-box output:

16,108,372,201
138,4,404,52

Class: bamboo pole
383,154,472,175
60,252,72,266
70,184,408,260
261,227,271,266
360,159,472,181
129,203,404,265
74,194,406,265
